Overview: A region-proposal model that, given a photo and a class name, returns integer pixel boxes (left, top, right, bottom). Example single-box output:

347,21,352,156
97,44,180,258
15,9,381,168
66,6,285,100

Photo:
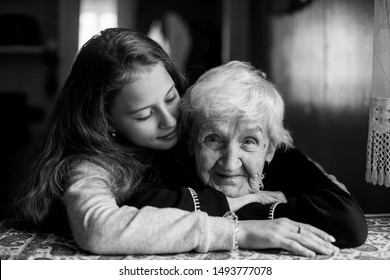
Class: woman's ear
265,144,276,163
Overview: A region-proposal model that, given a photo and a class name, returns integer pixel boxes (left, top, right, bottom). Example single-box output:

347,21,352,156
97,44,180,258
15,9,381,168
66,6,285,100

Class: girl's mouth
158,130,177,140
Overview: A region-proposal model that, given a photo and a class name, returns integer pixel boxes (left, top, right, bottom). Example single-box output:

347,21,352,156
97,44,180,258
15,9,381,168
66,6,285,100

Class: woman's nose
158,106,177,129
219,145,242,172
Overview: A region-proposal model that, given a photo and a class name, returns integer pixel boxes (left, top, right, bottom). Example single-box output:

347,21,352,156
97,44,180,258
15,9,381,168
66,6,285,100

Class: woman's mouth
213,173,245,185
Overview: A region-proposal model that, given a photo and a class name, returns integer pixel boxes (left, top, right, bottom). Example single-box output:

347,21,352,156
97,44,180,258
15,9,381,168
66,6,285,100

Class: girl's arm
64,162,234,254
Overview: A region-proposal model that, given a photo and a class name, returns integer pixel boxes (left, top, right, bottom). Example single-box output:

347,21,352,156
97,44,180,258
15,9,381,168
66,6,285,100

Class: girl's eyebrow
164,84,176,97
128,84,175,115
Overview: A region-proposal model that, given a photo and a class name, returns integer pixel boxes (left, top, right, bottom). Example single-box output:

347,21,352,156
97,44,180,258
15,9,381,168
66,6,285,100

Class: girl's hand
227,191,287,212
238,218,339,258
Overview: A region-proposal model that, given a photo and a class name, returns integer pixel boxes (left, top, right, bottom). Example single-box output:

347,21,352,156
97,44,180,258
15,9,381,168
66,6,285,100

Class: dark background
0,0,389,219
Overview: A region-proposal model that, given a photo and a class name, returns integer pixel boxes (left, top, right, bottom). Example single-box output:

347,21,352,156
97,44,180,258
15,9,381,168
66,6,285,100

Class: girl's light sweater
64,161,235,254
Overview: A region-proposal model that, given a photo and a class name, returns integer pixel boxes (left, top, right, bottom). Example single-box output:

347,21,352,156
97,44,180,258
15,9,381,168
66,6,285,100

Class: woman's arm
126,143,283,215
127,184,230,216
124,142,231,215
236,148,368,248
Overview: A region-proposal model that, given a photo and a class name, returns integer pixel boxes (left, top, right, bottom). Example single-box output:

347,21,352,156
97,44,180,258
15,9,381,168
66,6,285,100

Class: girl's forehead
124,65,171,94
112,64,174,112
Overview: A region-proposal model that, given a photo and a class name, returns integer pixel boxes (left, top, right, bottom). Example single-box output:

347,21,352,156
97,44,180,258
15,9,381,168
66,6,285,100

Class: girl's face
110,64,180,150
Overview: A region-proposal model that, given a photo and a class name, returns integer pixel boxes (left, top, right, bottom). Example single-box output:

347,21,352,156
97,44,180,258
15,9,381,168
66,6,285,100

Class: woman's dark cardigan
127,142,368,248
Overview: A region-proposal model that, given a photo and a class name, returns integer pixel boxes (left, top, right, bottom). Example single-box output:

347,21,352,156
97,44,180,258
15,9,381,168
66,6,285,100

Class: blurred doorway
136,0,223,85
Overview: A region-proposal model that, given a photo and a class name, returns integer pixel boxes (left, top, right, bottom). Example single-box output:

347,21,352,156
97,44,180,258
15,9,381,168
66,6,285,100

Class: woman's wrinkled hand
227,191,287,212
252,190,287,204
238,218,339,258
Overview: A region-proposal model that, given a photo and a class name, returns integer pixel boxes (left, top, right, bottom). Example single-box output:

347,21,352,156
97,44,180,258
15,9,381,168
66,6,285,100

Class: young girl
12,28,338,257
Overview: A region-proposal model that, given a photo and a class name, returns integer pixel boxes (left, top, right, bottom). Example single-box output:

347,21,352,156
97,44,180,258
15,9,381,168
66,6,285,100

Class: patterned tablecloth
1,215,389,260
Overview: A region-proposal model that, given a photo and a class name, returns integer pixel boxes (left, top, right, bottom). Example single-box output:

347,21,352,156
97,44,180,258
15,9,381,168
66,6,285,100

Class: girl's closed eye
135,111,153,121
165,89,178,104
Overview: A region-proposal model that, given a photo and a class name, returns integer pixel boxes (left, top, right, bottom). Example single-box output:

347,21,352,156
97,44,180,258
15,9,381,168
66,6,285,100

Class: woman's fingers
226,195,257,212
276,237,317,258
248,174,262,192
298,223,336,243
292,224,339,254
238,219,339,258
273,191,287,203
253,191,287,204
281,220,339,255
290,231,338,256
263,191,286,202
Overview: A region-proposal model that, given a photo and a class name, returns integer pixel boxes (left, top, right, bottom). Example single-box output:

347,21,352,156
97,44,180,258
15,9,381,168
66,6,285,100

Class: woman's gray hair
180,60,293,149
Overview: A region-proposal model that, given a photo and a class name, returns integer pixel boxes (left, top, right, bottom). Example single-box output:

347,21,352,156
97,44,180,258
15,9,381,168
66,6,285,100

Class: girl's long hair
11,28,185,230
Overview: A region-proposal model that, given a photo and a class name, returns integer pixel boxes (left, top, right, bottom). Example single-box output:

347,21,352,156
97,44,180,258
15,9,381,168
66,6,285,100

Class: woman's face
110,64,180,150
191,117,275,197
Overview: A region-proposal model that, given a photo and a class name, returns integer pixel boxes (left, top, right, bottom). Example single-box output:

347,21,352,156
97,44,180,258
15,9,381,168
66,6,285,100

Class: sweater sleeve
125,142,230,216
127,184,230,216
63,162,234,254
237,148,368,248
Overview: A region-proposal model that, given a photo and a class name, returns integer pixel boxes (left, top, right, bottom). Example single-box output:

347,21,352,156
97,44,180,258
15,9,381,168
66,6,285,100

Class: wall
248,0,390,214
0,0,81,219
136,0,223,85
0,0,58,166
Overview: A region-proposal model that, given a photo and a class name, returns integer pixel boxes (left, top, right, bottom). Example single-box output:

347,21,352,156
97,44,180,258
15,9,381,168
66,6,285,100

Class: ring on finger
298,226,305,234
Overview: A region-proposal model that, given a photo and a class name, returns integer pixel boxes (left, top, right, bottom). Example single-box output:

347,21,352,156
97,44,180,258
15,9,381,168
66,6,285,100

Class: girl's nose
158,106,177,129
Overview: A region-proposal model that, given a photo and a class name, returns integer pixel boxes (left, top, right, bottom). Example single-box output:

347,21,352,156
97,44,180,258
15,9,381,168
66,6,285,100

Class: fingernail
327,248,335,255
326,243,339,253
328,235,336,242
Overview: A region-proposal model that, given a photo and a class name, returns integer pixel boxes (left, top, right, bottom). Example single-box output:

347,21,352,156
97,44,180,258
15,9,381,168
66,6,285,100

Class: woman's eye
204,134,221,143
135,111,153,121
243,137,258,145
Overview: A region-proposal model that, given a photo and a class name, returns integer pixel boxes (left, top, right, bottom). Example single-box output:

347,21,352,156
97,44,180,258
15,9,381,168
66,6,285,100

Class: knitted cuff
223,211,239,250
188,187,201,211
268,202,281,220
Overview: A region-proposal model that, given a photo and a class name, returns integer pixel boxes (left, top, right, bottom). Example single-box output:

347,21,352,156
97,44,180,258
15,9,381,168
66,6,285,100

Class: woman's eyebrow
200,122,225,134
243,125,263,133
128,83,175,115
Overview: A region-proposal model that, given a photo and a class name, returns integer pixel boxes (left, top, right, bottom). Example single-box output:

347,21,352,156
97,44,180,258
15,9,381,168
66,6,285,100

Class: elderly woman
128,61,367,249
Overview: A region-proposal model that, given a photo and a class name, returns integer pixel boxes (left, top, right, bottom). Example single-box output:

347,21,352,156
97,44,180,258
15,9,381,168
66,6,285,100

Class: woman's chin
210,183,250,198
